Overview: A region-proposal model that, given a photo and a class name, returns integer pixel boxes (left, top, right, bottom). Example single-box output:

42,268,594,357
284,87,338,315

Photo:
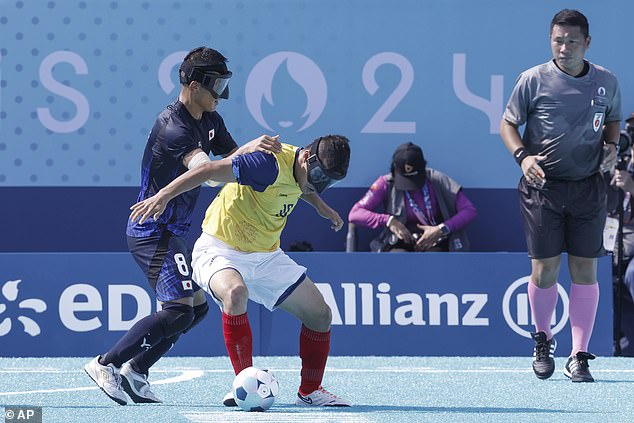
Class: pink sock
528,281,558,340
569,283,599,355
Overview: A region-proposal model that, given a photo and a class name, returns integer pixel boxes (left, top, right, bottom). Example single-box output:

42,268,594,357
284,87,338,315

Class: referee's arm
500,119,546,182
500,119,524,155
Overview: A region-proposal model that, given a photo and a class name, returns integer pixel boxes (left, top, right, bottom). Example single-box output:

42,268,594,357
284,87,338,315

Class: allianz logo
0,277,568,339
316,277,569,339
316,282,489,327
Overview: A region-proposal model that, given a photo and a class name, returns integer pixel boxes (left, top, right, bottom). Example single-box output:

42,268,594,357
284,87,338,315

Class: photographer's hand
387,217,414,244
414,224,444,251
611,169,634,195
600,143,618,173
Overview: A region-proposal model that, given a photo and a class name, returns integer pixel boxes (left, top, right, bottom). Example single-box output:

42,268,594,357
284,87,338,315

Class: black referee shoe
564,352,596,382
531,331,556,379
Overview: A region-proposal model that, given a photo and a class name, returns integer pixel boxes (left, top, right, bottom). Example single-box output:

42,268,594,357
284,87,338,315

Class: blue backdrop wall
1,0,632,252
0,0,625,357
1,1,632,252
0,253,613,357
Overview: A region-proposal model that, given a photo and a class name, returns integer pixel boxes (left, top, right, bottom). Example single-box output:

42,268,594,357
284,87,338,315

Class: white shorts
192,232,307,311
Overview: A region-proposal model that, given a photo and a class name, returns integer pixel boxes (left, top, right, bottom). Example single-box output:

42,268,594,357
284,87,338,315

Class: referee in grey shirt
500,9,622,383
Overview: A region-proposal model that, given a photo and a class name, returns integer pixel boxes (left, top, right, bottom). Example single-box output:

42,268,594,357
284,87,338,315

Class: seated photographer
609,114,634,308
348,142,476,252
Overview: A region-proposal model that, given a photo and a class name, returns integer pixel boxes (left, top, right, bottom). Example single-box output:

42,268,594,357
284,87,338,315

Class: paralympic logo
502,276,569,339
0,280,47,337
245,52,327,132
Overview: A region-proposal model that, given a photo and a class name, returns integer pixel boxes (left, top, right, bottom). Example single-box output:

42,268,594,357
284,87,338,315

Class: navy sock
100,302,194,368
129,335,180,375
100,313,166,368
128,302,208,373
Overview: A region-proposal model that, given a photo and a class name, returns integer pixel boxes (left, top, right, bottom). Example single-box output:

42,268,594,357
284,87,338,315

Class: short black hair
550,9,589,39
183,46,227,67
179,46,228,86
313,134,350,178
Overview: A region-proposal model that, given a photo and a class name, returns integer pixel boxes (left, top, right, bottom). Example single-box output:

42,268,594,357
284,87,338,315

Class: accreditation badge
603,216,618,252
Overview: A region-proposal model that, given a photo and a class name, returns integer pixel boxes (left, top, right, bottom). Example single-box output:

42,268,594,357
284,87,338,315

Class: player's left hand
414,224,444,251
319,205,344,231
600,143,618,173
130,193,168,224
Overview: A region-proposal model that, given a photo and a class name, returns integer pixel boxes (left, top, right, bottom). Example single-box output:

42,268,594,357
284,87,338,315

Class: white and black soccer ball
232,366,279,412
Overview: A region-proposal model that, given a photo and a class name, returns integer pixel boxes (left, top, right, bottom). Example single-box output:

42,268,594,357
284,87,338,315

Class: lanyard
405,184,436,226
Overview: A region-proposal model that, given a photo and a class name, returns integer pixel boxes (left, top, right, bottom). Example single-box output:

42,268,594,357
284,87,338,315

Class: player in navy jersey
501,10,622,383
84,46,282,405
128,135,352,407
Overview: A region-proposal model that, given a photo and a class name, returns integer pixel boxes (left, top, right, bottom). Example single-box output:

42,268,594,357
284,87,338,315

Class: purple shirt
348,174,477,233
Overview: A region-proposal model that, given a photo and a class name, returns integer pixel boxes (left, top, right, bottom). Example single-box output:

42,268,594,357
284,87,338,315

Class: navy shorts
127,231,201,302
518,173,607,259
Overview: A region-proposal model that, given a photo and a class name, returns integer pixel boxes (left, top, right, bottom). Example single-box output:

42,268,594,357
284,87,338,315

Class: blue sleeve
232,151,279,192
209,113,238,157
163,125,196,164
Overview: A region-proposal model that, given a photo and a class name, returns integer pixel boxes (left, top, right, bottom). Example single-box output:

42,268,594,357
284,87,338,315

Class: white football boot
120,362,162,403
84,356,128,405
295,387,351,407
223,390,237,407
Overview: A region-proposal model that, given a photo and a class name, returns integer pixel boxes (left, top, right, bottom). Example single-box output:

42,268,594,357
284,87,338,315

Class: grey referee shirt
503,59,622,181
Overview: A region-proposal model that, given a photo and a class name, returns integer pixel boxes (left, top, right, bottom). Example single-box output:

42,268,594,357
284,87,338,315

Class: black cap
392,142,426,191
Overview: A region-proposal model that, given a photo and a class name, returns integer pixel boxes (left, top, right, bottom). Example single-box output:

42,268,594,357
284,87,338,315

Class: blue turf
1,356,634,422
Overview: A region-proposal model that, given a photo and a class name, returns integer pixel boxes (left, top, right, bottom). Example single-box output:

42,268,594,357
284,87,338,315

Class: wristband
513,147,529,166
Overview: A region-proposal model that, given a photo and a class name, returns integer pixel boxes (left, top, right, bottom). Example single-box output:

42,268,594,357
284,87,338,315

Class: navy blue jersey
127,100,237,237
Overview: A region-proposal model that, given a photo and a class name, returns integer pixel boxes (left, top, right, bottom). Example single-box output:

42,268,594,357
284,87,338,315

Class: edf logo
245,52,327,133
502,277,570,339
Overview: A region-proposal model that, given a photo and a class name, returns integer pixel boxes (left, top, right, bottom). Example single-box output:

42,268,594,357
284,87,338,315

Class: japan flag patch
592,112,603,133
182,280,193,290
209,129,215,141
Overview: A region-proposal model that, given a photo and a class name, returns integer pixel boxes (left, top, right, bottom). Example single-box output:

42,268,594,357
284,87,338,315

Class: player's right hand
130,193,168,224
521,155,546,188
242,135,282,155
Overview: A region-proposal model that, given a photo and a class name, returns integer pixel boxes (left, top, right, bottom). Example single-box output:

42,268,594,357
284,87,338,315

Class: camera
616,130,633,171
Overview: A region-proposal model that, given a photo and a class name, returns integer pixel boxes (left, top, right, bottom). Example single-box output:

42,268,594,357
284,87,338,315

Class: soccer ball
232,366,279,412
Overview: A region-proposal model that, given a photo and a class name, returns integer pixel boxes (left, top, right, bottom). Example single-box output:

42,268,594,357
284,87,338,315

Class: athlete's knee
224,283,249,310
182,301,209,334
530,276,557,289
305,303,332,331
320,304,332,328
158,302,195,338
531,263,559,288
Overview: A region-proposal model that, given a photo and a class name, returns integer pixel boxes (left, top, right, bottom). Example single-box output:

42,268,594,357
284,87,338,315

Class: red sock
299,324,330,395
222,312,252,375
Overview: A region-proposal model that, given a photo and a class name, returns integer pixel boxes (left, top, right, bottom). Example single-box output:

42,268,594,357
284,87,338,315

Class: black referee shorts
518,173,607,259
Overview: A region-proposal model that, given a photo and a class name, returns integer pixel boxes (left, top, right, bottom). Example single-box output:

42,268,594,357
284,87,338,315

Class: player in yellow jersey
130,134,352,406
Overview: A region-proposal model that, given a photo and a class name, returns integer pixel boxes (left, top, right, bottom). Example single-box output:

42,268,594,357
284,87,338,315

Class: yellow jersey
201,144,303,252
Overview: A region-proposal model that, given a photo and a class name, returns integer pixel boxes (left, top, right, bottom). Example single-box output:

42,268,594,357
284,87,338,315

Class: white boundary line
183,411,373,423
1,367,634,374
0,369,203,396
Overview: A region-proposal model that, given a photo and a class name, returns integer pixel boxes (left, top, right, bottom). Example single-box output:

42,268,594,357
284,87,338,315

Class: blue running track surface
1,356,634,422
